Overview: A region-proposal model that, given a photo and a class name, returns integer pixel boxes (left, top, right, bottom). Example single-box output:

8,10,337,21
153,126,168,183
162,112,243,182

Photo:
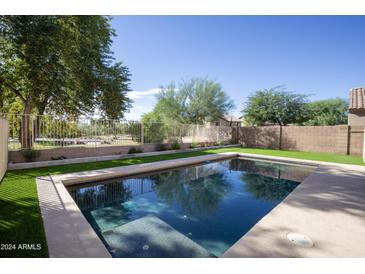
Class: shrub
171,139,181,150
20,149,41,162
216,140,225,146
128,147,143,154
202,141,211,147
189,142,199,149
156,143,168,151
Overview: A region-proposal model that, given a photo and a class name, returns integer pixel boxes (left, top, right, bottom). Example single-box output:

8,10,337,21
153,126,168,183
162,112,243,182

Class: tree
241,87,308,126
302,98,348,126
141,111,168,143
148,78,234,125
0,16,132,147
96,63,132,120
152,170,231,216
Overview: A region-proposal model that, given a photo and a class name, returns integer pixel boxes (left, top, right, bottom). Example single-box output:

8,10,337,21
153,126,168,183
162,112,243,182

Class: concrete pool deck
223,159,365,258
36,152,365,258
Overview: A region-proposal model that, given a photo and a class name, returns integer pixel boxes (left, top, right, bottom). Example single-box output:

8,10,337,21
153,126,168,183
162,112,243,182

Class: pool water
67,157,315,257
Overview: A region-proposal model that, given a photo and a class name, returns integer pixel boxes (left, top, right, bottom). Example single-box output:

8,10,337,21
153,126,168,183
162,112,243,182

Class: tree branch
0,76,26,102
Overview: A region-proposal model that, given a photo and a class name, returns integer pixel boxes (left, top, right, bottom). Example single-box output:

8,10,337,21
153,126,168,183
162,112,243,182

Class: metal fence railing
1,113,234,151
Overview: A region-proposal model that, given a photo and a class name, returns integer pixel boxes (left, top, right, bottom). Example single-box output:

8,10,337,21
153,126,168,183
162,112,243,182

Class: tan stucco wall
0,118,8,181
348,111,365,126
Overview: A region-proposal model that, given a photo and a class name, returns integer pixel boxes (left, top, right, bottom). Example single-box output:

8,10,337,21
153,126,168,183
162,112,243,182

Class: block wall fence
8,143,192,163
6,124,365,164
234,125,364,156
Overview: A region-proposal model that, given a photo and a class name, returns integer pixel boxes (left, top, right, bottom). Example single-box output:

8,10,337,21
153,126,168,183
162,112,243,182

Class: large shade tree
0,16,132,147
241,87,348,126
144,78,234,125
302,98,348,126
241,87,308,126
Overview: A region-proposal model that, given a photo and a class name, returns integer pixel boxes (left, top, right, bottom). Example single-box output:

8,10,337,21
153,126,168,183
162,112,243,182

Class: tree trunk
20,97,33,149
34,98,48,139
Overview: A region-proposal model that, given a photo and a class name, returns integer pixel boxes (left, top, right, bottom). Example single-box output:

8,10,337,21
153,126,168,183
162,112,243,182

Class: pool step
101,215,215,258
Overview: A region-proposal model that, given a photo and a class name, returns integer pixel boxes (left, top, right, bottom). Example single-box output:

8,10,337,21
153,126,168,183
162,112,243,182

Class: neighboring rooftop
349,87,365,110
222,114,241,122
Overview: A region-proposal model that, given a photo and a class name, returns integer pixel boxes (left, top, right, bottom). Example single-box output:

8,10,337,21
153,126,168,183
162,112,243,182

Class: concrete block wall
6,125,365,164
238,126,280,149
8,143,192,163
350,126,365,156
239,125,364,156
281,125,349,154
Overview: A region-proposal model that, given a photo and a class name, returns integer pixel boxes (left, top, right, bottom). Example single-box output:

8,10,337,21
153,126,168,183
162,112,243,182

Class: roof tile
349,88,365,109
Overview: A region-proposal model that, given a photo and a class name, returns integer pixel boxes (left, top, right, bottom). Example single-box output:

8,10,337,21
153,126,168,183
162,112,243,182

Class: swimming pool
67,157,315,258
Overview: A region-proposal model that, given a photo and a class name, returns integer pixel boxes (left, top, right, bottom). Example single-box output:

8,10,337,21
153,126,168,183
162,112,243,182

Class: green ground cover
220,147,365,166
0,147,363,257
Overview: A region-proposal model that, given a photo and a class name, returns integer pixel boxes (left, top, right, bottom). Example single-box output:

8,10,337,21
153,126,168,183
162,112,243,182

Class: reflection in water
229,158,313,201
229,158,314,182
68,181,133,211
69,164,232,216
151,169,232,216
68,158,315,257
242,173,299,201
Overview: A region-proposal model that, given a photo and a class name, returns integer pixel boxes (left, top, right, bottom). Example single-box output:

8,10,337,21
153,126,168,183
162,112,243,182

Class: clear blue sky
110,16,365,120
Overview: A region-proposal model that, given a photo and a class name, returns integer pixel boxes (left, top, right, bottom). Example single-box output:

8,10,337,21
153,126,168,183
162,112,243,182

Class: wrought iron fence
1,113,235,151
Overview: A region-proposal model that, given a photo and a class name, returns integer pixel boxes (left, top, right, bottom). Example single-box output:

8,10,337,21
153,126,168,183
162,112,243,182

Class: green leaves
302,98,348,126
149,78,234,125
241,87,348,126
96,62,132,120
241,87,309,126
0,16,131,119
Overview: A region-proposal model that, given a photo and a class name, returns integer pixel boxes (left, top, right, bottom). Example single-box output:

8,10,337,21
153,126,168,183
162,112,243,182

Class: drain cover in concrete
287,233,314,248
102,215,214,258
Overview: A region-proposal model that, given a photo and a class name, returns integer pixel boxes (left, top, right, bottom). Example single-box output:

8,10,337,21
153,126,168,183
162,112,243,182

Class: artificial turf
221,147,365,166
0,147,363,257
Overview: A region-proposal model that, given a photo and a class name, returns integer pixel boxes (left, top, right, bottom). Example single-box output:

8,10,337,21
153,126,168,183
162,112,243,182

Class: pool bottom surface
67,158,315,257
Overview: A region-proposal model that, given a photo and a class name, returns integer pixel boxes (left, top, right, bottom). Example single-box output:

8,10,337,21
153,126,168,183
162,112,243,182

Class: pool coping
36,152,365,258
37,152,237,258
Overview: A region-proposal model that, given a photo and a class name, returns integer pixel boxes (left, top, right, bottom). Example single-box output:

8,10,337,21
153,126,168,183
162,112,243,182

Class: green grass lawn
0,147,363,257
218,147,365,166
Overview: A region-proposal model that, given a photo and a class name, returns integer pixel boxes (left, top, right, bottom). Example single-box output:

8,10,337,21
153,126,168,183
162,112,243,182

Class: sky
110,16,365,120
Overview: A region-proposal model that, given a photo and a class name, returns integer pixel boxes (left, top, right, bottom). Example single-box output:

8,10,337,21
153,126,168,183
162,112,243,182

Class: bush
20,149,41,162
215,140,226,146
156,143,168,151
128,147,143,154
189,142,199,149
202,141,211,147
171,139,181,150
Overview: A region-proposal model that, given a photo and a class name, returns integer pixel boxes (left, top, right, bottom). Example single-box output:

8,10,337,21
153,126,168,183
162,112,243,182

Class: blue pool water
67,157,315,257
